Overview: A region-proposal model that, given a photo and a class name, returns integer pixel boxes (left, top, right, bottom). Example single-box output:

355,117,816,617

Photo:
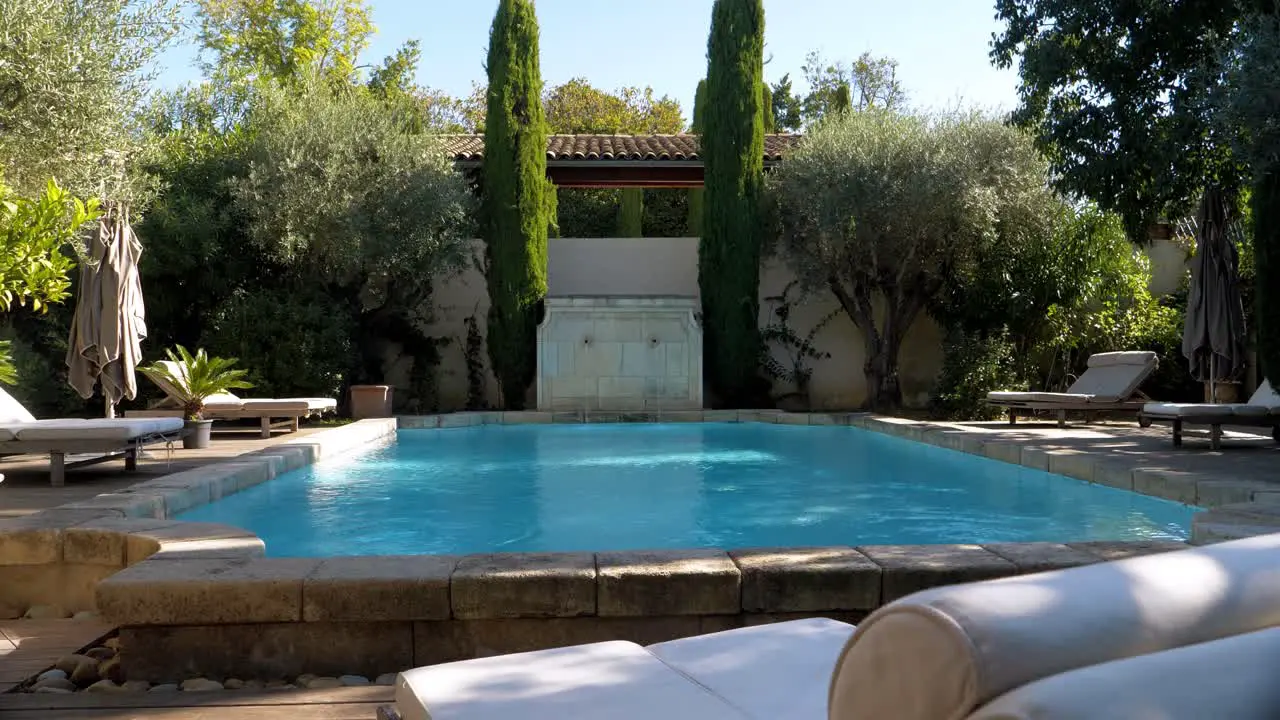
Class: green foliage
992,0,1248,240
139,345,253,420
544,77,684,134
933,331,1025,421
0,0,180,200
761,82,776,132
688,78,708,237
0,340,13,385
1,177,101,314
769,74,803,132
617,189,644,237
701,0,767,408
759,281,838,406
800,51,904,124
932,203,1200,417
464,313,488,411
768,110,1058,411
196,0,374,84
201,285,356,400
234,77,474,285
1255,170,1280,384
482,0,549,410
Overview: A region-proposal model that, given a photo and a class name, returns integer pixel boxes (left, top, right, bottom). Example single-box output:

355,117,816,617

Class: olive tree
767,110,1058,411
226,76,475,397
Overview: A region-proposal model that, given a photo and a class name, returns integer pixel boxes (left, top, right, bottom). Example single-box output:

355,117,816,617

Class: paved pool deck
0,426,333,518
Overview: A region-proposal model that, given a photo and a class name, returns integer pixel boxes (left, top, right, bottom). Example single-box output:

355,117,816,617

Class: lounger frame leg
50,452,65,488
1007,408,1017,426
260,416,272,439
1056,409,1067,428
1210,424,1223,451
290,416,300,433
1273,425,1280,444
124,447,138,472
1172,419,1183,447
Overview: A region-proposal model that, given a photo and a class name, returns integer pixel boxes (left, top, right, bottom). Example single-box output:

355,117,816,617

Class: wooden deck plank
0,685,394,710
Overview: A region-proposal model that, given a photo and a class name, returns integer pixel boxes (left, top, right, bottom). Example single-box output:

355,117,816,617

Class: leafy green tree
701,0,767,407
992,0,1247,241
196,0,374,83
0,0,180,199
767,110,1058,412
482,0,551,409
0,174,102,384
770,74,803,132
800,51,904,124
223,76,474,399
1224,4,1280,383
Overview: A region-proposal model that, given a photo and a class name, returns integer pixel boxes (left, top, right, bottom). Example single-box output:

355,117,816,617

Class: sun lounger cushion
827,532,1280,720
988,351,1157,405
1143,380,1280,419
202,398,336,414
646,618,855,719
0,418,183,443
395,641,747,720
986,391,1097,404
969,626,1280,720
0,387,37,424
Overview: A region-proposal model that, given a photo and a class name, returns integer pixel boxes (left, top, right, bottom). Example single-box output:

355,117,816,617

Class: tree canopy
0,0,180,200
992,0,1248,239
768,110,1059,411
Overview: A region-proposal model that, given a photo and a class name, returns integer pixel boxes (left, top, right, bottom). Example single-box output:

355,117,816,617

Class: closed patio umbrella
1181,190,1247,402
66,205,148,417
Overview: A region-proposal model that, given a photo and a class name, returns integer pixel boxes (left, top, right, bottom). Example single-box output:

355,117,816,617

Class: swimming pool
176,423,1197,556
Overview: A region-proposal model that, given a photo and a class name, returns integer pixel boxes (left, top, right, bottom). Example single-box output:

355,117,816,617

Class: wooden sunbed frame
991,394,1155,428
0,428,185,487
126,407,312,439
1138,411,1280,451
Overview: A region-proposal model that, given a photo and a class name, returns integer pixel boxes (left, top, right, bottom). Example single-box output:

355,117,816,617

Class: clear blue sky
154,0,1020,124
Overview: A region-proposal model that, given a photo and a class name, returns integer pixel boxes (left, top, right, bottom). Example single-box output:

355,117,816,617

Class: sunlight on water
177,423,1199,557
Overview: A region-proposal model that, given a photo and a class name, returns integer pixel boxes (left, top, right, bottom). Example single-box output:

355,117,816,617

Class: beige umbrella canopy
66,206,148,417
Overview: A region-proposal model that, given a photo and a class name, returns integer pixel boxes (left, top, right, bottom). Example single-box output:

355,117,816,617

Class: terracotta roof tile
442,134,800,163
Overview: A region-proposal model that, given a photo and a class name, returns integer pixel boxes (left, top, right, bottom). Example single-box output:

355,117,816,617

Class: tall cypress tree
482,0,548,410
686,78,707,237
761,82,776,132
618,189,644,236
700,0,766,407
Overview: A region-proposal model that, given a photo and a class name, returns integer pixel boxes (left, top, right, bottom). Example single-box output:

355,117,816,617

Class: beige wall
415,237,1186,412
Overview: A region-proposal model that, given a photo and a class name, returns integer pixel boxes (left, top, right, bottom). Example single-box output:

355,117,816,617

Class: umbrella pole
1211,355,1218,404
105,397,115,419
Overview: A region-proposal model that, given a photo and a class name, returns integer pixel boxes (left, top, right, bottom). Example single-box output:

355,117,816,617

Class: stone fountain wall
535,296,703,411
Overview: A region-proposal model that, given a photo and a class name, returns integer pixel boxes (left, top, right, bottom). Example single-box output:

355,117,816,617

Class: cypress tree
687,78,707,237
482,0,548,410
618,189,644,236
832,82,852,116
761,82,776,132
700,0,766,407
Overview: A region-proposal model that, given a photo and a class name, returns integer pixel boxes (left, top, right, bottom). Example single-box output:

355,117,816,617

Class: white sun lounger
986,351,1159,427
1140,379,1280,450
130,361,337,438
383,532,1280,720
0,387,184,486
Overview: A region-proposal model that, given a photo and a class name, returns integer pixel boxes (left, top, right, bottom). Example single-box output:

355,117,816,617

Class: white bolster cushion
828,532,1280,720
969,626,1280,720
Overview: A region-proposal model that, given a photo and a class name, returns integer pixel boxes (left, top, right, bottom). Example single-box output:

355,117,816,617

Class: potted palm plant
139,345,253,449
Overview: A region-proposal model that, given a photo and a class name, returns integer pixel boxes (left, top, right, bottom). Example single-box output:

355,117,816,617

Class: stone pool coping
2,410,1274,680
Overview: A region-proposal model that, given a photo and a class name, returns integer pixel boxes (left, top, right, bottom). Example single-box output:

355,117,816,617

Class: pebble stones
375,673,398,686
181,678,225,692
304,676,343,689
340,675,370,686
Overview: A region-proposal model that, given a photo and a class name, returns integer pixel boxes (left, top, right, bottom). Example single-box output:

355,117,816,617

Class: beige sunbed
0,387,183,486
986,351,1159,427
382,532,1280,720
1141,379,1280,450
130,361,337,438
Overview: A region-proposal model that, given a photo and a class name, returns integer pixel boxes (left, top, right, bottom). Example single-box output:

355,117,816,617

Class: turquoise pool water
176,424,1197,557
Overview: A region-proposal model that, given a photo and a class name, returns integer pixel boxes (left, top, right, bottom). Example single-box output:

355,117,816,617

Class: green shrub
932,331,1026,420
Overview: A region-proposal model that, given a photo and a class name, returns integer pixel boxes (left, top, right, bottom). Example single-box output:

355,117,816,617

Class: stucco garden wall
411,237,1190,412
